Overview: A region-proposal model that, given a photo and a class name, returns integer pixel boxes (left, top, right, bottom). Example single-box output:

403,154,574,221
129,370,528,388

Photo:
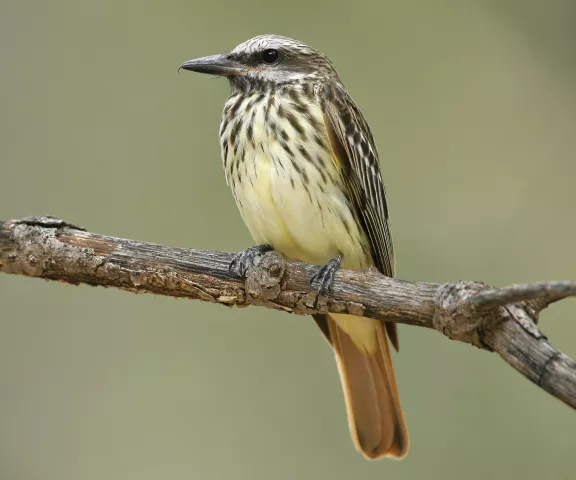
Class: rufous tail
315,313,409,459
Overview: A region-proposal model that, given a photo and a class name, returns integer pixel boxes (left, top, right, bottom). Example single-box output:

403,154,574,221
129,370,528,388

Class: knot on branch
4,223,57,277
433,281,497,349
245,254,286,302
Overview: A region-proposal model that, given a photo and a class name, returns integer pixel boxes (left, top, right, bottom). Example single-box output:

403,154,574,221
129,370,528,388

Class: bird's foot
309,255,342,308
229,244,274,277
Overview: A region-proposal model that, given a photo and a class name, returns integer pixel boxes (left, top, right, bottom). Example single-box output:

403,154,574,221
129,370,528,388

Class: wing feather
319,84,394,278
319,84,399,350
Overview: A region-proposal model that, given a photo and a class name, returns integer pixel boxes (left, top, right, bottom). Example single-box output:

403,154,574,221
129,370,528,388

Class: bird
179,34,409,459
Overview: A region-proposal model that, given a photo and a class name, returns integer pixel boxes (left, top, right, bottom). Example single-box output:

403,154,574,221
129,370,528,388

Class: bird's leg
310,255,342,308
229,244,274,277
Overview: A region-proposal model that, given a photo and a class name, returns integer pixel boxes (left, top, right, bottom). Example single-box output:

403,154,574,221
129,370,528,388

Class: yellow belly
232,157,379,354
224,93,370,269
222,91,377,353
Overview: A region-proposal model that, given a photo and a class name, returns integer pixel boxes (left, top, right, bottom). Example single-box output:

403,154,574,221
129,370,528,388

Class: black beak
178,54,244,76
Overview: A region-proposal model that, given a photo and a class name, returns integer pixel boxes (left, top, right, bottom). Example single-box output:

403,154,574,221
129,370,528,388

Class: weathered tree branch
1,216,575,411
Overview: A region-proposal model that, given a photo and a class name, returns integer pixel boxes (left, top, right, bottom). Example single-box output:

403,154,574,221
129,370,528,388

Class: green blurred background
1,1,575,478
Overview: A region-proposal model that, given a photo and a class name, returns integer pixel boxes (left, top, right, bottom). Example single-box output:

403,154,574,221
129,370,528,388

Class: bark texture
1,216,575,410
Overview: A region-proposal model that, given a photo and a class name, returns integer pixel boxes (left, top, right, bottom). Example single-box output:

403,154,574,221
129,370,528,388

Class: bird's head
179,34,338,90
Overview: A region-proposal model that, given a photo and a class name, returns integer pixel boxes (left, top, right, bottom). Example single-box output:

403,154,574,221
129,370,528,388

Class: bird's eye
261,49,280,64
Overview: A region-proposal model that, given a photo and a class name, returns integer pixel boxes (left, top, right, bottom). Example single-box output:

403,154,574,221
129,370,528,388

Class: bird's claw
229,244,273,278
309,255,342,309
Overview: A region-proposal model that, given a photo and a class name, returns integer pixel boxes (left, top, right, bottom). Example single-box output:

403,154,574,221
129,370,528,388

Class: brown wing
319,83,399,350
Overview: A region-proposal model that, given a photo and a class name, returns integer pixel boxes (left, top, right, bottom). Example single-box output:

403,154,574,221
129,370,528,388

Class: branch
1,216,575,411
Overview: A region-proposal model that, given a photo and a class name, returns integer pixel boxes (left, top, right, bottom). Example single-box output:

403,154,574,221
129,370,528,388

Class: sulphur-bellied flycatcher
180,34,409,459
